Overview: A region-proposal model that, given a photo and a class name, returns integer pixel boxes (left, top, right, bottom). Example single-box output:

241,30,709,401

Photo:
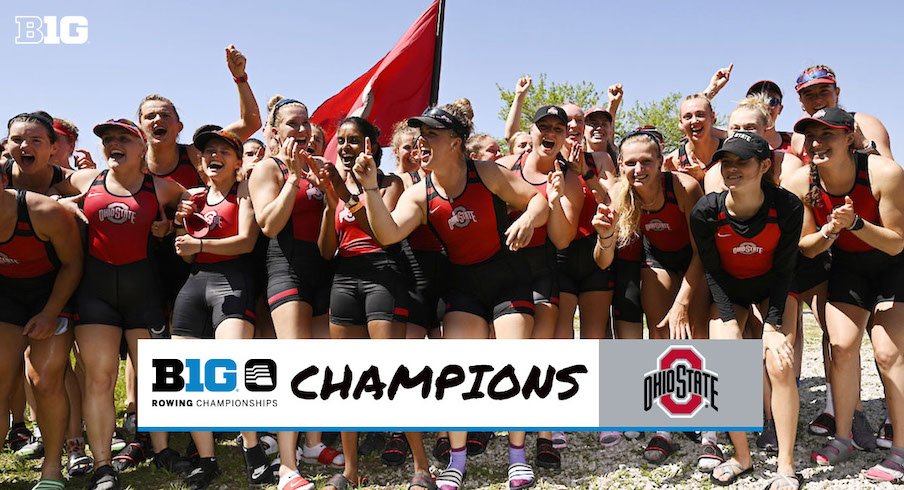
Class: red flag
312,1,441,161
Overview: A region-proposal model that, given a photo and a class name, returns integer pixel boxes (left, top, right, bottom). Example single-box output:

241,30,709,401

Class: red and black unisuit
639,172,692,272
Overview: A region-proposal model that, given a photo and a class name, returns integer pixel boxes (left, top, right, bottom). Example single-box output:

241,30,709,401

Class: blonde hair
682,93,714,113
508,131,529,149
466,133,494,157
731,94,771,128
390,121,418,154
442,98,475,136
267,95,309,126
613,132,663,247
137,94,181,121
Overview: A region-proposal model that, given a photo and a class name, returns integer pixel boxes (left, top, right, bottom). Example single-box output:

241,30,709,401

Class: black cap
793,107,855,134
408,107,469,139
747,80,783,98
193,129,244,156
532,105,568,126
712,131,772,163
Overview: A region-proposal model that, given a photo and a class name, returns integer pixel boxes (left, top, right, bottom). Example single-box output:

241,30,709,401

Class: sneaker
185,459,221,490
877,422,894,449
243,443,275,486
111,433,150,472
755,419,778,452
89,464,121,490
852,410,878,451
6,423,32,452
153,447,193,476
14,435,44,459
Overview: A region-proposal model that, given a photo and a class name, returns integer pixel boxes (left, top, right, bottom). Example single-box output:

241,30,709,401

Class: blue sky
3,1,903,168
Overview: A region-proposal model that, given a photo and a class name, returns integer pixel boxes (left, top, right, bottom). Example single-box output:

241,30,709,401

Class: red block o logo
658,347,703,417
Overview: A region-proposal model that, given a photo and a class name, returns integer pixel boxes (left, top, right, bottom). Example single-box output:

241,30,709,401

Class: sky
3,1,903,170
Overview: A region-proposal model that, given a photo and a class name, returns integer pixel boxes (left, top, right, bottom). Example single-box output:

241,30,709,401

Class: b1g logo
643,346,719,418
15,16,88,45
152,359,276,393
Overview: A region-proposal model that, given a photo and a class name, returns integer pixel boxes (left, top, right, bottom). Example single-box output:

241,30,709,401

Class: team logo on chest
0,252,20,265
732,242,764,255
306,186,324,201
203,211,223,229
98,202,137,224
448,206,477,230
339,208,356,223
644,219,671,232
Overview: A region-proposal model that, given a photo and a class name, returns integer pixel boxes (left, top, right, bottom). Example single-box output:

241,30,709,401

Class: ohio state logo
98,202,136,224
643,346,719,418
203,211,223,229
732,242,764,255
306,186,324,201
339,208,355,223
644,219,670,232
447,206,477,230
0,252,19,265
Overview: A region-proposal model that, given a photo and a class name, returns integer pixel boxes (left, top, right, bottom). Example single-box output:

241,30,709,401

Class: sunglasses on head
796,68,835,87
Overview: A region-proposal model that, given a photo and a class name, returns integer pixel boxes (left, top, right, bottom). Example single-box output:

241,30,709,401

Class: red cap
52,120,77,142
93,119,146,142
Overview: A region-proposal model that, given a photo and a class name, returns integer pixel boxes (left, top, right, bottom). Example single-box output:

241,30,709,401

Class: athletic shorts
790,251,831,295
0,273,76,330
171,260,257,338
76,256,166,333
556,234,615,295
642,239,692,273
829,249,904,310
517,243,559,305
151,234,192,307
716,273,772,310
329,251,409,326
446,252,535,323
400,242,448,330
613,259,642,323
266,237,331,316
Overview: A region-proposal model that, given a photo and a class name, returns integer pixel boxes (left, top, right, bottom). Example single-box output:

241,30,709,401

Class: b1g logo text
15,16,88,45
152,359,276,393
643,346,719,418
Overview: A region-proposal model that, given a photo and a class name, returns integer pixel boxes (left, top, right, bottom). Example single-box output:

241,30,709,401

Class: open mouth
690,125,704,136
18,153,36,166
339,153,356,168
541,139,555,150
109,150,126,159
207,161,224,171
152,127,167,139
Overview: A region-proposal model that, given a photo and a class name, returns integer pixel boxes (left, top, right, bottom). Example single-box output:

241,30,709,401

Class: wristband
820,229,837,240
173,221,185,229
233,73,248,84
199,239,203,254
849,214,865,231
363,186,380,192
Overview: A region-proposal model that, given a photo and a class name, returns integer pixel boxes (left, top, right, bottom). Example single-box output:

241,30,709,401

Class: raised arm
221,45,263,140
702,63,733,100
546,168,583,249
504,76,531,142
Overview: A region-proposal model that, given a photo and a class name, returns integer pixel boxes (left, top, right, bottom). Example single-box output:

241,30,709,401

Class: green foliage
497,74,600,135
614,92,683,153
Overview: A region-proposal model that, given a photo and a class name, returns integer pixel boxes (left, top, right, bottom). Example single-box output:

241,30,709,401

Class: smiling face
720,153,770,191
201,139,241,181
679,98,715,141
585,112,612,146
139,100,183,145
416,126,459,170
100,127,146,169
531,117,566,158
619,139,662,189
728,107,768,138
270,105,311,152
308,126,325,156
798,84,840,115
803,125,853,166
7,121,54,174
475,136,501,161
336,122,366,170
562,103,585,146
393,131,419,172
242,140,263,167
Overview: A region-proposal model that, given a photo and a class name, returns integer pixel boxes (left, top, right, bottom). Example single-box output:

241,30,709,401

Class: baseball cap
93,119,146,142
747,80,783,99
408,107,470,139
193,129,244,155
584,106,613,122
532,105,568,126
711,131,772,163
795,67,837,92
792,108,854,134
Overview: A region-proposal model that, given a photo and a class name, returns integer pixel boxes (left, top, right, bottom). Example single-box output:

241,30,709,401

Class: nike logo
251,465,267,479
88,193,103,197
430,206,442,214
716,233,731,238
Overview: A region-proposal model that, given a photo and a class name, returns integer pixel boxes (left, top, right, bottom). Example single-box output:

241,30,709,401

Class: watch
849,214,865,231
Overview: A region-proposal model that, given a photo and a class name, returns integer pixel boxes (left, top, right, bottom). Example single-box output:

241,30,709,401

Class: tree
497,73,600,134
615,92,684,152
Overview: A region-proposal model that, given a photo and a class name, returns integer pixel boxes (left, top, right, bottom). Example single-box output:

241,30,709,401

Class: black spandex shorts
266,237,331,316
518,243,559,305
556,234,614,295
400,242,448,330
171,260,257,338
0,273,75,328
76,256,166,333
329,251,409,326
829,249,904,310
613,259,642,323
445,251,535,323
790,251,831,295
151,234,192,307
642,239,692,273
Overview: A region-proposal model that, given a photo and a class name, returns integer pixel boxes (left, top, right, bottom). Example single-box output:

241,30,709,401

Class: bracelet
363,186,380,192
173,221,185,229
820,227,838,240
199,239,203,253
597,233,615,249
233,73,248,84
849,214,865,231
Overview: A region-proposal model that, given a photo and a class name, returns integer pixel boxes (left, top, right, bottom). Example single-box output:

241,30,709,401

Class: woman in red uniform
356,100,549,490
0,159,82,490
664,94,724,183
62,119,186,490
609,130,712,465
169,129,262,488
690,132,803,489
784,108,904,483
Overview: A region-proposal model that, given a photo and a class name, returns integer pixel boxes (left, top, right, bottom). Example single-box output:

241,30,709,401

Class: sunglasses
766,97,782,107
796,68,835,87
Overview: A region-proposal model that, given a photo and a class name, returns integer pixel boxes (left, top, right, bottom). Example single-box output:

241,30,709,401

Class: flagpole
429,0,445,106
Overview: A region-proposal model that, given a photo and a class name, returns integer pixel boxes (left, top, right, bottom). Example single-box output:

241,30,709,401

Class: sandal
876,421,894,449
89,465,121,490
7,423,33,452
435,468,465,490
762,473,802,489
643,435,677,464
381,433,410,466
30,479,66,490
466,431,493,456
322,473,366,490
811,437,855,466
535,437,561,470
551,431,567,450
697,442,725,473
111,439,148,473
408,470,438,490
507,462,535,490
358,432,386,456
433,437,451,464
710,459,753,486
807,412,835,437
279,471,315,490
302,443,345,467
599,431,623,449
66,436,92,477
865,451,904,483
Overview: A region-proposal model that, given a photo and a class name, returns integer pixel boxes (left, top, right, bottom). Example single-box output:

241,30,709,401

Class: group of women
2,57,903,490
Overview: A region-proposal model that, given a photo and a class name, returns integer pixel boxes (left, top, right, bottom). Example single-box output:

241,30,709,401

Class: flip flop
762,473,802,489
435,468,464,490
408,470,438,490
507,462,535,490
710,460,753,486
30,479,66,489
